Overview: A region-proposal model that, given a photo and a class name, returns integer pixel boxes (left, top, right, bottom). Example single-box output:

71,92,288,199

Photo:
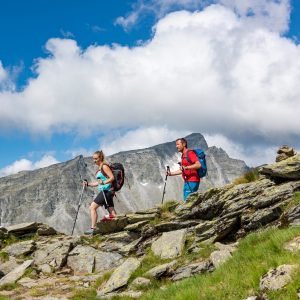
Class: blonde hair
93,150,105,162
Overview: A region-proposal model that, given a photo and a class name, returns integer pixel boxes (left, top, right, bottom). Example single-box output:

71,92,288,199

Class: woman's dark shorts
93,190,114,209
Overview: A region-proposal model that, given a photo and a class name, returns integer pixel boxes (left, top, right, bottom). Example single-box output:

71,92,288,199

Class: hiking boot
84,228,96,235
100,214,116,222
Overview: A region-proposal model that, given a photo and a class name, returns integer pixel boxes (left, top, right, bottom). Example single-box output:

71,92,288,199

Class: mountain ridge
0,133,248,234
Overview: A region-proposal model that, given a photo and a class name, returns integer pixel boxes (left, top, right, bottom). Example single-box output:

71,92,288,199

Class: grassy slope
140,227,300,300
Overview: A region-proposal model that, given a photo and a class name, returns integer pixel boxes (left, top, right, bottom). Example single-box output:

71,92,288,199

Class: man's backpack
101,163,125,192
186,149,207,178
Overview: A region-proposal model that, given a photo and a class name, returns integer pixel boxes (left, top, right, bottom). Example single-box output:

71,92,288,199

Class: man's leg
183,182,200,201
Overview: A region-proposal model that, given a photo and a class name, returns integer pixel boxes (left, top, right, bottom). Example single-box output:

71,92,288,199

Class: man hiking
167,138,201,201
83,150,117,235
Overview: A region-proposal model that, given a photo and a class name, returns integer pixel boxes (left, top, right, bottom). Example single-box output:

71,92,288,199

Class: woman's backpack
101,163,125,192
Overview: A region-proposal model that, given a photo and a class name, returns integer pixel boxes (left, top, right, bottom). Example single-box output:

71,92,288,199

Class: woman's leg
108,207,117,216
90,202,100,228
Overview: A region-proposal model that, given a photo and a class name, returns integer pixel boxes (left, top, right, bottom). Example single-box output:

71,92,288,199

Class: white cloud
64,147,93,159
0,61,15,91
115,0,204,30
205,133,277,166
0,1,299,161
219,0,290,33
101,127,190,155
0,155,60,177
115,0,290,33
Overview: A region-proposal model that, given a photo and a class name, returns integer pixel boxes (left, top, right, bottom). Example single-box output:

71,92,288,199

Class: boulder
145,260,177,279
5,222,39,236
37,225,57,236
282,204,300,226
68,245,123,275
34,239,73,271
171,260,212,281
260,155,300,180
0,260,33,286
124,220,149,232
284,236,300,252
0,227,7,239
251,181,300,209
151,229,187,259
210,249,232,268
126,213,157,224
2,240,36,257
0,256,18,275
97,257,141,295
96,217,128,234
104,231,140,243
242,206,282,231
260,264,297,290
276,146,296,162
130,277,151,288
155,220,200,232
214,217,239,241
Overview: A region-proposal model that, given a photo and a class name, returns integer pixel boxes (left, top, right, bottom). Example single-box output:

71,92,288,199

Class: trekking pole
161,166,170,204
178,162,193,195
71,181,87,235
101,188,109,208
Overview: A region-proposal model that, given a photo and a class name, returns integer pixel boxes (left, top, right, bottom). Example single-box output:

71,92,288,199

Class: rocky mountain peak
0,133,248,234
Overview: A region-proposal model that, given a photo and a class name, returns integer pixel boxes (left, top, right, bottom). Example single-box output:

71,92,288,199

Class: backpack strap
100,163,111,178
184,150,192,165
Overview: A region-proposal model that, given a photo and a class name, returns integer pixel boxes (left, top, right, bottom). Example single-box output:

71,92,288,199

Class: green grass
71,288,97,300
285,192,300,211
233,168,260,185
94,270,113,289
160,200,179,214
128,250,173,292
0,283,19,291
80,235,105,247
140,227,300,300
0,252,9,262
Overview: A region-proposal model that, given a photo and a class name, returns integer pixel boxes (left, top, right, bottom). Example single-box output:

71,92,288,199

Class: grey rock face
151,229,187,259
282,205,300,226
284,236,300,252
0,260,33,286
2,240,36,257
67,245,123,275
145,260,177,279
34,239,73,270
171,260,212,281
0,133,248,234
260,154,300,180
97,257,141,295
260,264,297,290
210,249,232,268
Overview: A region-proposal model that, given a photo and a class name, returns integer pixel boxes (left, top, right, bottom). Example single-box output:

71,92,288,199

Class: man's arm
183,160,201,170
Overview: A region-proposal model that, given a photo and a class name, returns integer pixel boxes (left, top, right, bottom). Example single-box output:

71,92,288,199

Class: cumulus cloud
0,155,60,177
219,0,290,33
205,133,277,166
115,0,204,30
100,127,190,155
0,1,299,160
115,0,290,33
0,61,15,91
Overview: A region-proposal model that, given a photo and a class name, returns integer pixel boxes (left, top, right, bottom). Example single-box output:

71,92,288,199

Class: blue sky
0,0,300,175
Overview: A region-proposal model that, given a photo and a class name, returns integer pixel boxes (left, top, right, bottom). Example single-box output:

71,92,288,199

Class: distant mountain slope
0,133,248,234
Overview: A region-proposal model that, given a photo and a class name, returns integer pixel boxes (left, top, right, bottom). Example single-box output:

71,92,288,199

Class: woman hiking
84,150,116,235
